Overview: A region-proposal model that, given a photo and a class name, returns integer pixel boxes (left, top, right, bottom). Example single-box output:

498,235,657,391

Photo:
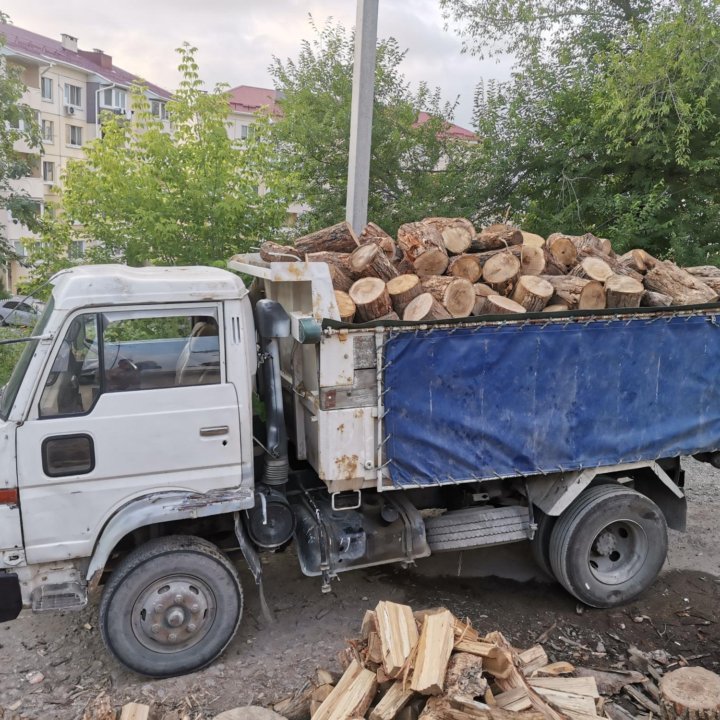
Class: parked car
0,298,40,326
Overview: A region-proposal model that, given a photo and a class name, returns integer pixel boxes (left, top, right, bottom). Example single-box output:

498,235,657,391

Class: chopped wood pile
258,220,720,323
271,602,720,720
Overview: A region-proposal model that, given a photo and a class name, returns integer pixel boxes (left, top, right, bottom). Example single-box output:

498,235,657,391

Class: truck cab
0,261,695,677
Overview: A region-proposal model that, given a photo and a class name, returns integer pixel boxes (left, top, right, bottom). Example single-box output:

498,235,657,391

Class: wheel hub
132,577,214,652
588,520,648,585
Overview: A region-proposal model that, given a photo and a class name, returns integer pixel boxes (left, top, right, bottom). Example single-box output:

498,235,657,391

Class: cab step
31,582,87,613
424,505,530,552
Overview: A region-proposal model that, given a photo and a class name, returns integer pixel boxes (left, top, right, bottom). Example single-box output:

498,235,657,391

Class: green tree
0,15,42,267
445,0,720,262
28,44,294,283
270,20,477,236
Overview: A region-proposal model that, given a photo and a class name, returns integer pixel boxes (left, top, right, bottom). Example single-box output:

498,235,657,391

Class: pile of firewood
258,220,720,323
272,602,720,720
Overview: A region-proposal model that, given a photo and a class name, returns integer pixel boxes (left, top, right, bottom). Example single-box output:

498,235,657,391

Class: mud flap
233,512,275,623
0,573,22,622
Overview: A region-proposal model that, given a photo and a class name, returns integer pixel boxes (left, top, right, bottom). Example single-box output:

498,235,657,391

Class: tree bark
483,296,527,315
471,224,523,252
684,265,720,279
387,274,423,316
359,222,400,261
543,302,570,312
403,292,452,321
349,278,392,322
294,221,360,255
473,283,496,315
569,232,613,256
641,290,673,307
259,241,303,263
422,276,475,317
605,274,644,308
659,667,720,720
483,251,521,295
349,243,399,282
423,217,476,255
539,275,591,308
644,262,718,305
397,222,449,276
512,276,554,312
448,254,483,283
334,290,356,323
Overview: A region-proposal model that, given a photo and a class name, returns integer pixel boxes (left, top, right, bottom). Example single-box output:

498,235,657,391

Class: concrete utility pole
345,0,379,234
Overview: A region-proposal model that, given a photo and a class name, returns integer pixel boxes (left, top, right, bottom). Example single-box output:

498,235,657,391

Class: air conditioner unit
64,104,77,115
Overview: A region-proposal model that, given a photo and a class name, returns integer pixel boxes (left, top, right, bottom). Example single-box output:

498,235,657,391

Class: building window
42,161,54,183
64,83,82,107
41,119,54,143
150,100,168,120
14,241,26,258
101,87,127,110
67,125,82,147
240,124,249,140
41,76,53,101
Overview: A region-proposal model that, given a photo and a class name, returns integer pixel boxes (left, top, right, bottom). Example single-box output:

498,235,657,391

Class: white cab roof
50,264,247,310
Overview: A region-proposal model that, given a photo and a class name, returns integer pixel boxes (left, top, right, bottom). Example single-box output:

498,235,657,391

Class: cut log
375,601,419,678
659,667,720,720
542,248,570,276
359,222,399,260
397,222,449,276
641,290,673,307
576,247,643,282
349,243,399,282
411,609,455,695
520,246,546,276
546,234,578,269
423,217,476,255
482,296,527,316
578,280,606,310
690,276,720,294
421,276,475,317
404,293,452,322
274,681,315,720
569,233,613,256
361,609,378,640
495,688,533,712
644,261,718,305
472,224,523,252
539,275,591,308
370,681,415,720
349,278,392,322
445,653,488,698
605,274,644,308
521,231,545,248
387,274,423,316
295,221,359,255
334,291,356,323
313,659,378,720
483,252,521,295
397,257,415,275
119,704,150,720
473,283,496,315
327,265,354,293
306,250,357,275
527,677,599,699
619,249,652,274
685,265,720,279
259,241,303,263
571,257,614,283
448,254,483,283
542,303,570,313
575,667,646,696
367,631,384,665
536,663,576,677
517,646,549,676
512,276,553,312
311,685,335,717
377,311,401,321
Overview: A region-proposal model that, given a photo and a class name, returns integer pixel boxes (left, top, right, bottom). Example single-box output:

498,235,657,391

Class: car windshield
0,296,55,420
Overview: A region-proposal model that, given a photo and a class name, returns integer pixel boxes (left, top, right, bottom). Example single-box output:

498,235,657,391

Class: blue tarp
382,313,720,487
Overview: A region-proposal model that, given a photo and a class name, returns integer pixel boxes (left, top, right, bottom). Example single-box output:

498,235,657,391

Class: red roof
0,23,171,99
228,85,280,114
416,111,476,140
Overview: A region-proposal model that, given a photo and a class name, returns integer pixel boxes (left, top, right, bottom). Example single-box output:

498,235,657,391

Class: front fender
86,486,254,588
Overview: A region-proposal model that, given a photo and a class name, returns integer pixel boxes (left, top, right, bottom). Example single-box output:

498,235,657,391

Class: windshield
0,296,55,420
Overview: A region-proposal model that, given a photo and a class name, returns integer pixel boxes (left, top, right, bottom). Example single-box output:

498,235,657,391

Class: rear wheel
549,485,667,608
99,535,242,677
530,507,556,578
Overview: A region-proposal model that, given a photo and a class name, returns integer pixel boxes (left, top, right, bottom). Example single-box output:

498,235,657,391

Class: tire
549,485,667,608
99,535,243,677
530,507,556,578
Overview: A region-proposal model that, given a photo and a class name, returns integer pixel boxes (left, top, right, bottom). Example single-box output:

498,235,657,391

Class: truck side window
103,313,220,392
39,314,100,418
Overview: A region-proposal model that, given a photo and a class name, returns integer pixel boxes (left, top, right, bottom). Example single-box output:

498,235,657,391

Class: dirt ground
1,458,719,720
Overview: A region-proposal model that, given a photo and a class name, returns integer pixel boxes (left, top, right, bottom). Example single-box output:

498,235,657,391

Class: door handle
200,426,229,437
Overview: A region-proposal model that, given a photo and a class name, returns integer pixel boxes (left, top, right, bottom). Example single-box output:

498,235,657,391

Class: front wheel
99,535,243,677
549,485,667,608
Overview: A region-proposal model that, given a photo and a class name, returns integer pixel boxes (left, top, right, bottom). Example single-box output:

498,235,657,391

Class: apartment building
0,24,171,292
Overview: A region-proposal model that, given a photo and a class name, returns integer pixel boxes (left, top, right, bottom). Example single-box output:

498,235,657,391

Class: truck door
16,304,245,565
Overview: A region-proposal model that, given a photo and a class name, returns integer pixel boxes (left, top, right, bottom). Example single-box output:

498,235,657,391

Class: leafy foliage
270,20,478,235
27,44,294,285
0,15,42,265
0,326,28,385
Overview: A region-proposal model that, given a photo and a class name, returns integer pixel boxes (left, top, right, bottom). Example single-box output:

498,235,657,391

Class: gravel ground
1,458,719,720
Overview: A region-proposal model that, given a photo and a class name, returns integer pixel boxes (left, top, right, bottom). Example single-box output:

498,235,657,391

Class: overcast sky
2,0,513,128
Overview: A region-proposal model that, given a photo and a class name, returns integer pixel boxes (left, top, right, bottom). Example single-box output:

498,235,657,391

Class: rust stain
334,454,359,479
337,423,345,433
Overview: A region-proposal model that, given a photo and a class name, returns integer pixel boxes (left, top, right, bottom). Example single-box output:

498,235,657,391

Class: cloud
3,0,513,127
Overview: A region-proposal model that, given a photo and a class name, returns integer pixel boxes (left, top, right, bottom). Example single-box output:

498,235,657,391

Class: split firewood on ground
269,601,720,720
256,219,720,323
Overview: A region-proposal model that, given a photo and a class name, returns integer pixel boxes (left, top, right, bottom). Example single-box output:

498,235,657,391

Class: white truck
1,256,713,678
